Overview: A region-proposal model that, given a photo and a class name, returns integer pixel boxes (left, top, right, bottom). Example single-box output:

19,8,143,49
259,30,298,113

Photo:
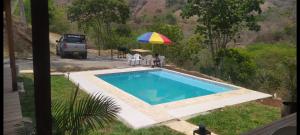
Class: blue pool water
98,70,235,105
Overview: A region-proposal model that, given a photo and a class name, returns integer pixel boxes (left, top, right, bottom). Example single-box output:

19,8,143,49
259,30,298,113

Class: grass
235,43,296,70
88,121,184,135
188,102,281,135
19,74,184,135
19,74,88,126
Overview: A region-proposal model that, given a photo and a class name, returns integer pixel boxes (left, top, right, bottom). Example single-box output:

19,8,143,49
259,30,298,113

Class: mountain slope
53,0,296,45
129,0,296,45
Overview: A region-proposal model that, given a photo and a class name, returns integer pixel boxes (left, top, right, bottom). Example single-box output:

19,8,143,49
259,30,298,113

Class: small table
193,129,211,135
131,49,151,54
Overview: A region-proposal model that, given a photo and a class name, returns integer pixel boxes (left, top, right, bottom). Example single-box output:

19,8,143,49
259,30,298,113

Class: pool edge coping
66,67,272,129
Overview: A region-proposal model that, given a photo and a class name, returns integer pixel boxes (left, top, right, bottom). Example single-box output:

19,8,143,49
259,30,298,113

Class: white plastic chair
133,54,142,65
126,54,135,65
144,55,153,65
158,55,165,67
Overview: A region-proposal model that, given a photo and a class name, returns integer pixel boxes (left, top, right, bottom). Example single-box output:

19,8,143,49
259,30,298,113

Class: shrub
194,49,215,75
215,49,257,86
236,43,296,96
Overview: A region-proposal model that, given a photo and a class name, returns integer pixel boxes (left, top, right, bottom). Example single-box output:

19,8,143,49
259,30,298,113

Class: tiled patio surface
3,65,23,135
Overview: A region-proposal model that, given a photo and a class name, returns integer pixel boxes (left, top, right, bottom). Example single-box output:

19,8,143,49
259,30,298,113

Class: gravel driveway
7,53,133,72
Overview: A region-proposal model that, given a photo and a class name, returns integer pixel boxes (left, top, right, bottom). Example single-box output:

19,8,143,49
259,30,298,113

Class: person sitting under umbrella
152,53,160,68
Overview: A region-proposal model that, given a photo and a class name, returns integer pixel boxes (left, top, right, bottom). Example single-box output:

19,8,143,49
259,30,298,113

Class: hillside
52,0,295,45
128,0,296,45
5,0,296,59
3,16,33,58
237,0,296,45
3,16,61,58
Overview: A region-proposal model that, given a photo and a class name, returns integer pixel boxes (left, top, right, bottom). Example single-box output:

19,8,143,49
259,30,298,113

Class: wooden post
4,0,18,91
31,0,52,134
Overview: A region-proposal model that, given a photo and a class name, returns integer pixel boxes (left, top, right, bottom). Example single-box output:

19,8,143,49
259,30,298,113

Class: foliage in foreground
52,87,120,135
188,102,280,135
19,74,184,135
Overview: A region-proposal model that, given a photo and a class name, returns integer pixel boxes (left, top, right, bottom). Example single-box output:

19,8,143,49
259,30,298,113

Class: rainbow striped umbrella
137,32,172,52
137,32,172,44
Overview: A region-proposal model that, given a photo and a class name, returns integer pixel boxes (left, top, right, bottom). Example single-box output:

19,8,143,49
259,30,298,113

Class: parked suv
56,34,87,59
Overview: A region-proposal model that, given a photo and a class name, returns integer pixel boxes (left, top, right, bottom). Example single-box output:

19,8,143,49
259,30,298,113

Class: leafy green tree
215,49,257,86
148,23,183,43
115,24,132,37
48,0,55,21
48,1,71,34
52,87,120,135
23,0,31,23
67,0,130,58
147,23,184,56
113,24,135,51
181,0,264,61
168,34,203,68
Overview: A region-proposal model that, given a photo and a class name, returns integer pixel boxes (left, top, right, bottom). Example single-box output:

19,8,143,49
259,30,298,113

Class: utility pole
4,0,18,91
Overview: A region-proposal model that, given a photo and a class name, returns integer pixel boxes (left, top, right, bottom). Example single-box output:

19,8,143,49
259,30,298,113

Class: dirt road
3,32,132,72
11,53,131,72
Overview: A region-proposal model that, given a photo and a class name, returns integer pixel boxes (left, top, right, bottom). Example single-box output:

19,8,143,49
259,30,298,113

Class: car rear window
64,37,84,43
64,35,85,43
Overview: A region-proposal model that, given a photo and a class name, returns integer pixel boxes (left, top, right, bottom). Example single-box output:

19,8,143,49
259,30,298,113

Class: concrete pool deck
67,67,271,129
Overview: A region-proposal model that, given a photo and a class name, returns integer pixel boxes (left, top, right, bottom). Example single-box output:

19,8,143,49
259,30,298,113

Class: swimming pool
98,70,236,105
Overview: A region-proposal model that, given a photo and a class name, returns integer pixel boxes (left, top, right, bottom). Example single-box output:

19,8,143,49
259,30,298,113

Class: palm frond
52,88,120,135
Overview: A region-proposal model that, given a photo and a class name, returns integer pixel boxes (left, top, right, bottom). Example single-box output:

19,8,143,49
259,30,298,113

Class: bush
236,43,296,97
166,33,202,66
193,49,215,75
215,49,257,86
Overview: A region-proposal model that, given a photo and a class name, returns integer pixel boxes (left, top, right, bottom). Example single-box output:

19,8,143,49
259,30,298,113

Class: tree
181,0,264,61
148,23,183,43
67,0,130,58
168,34,203,67
52,86,120,135
23,0,31,23
18,0,27,27
148,23,184,55
48,0,71,34
115,24,132,37
113,24,134,52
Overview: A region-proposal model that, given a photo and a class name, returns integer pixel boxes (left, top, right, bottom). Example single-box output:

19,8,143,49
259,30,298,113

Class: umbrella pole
152,44,154,54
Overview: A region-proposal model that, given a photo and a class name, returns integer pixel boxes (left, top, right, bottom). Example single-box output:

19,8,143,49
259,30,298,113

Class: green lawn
19,74,184,135
188,102,281,135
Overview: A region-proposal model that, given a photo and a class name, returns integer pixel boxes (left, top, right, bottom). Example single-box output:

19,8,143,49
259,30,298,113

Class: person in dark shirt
152,53,160,68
